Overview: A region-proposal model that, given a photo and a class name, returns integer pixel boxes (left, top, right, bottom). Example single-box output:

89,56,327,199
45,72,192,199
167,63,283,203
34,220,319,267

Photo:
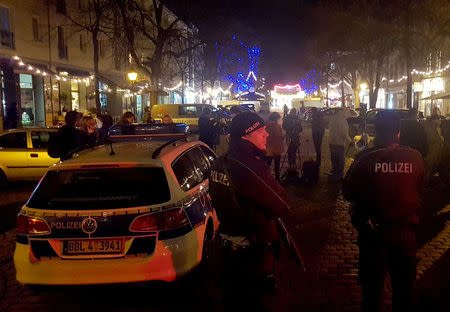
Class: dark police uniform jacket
209,140,290,241
343,143,424,228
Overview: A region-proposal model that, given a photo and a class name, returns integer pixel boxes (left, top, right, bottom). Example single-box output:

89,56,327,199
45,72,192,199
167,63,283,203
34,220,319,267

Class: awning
56,66,90,77
96,73,128,89
420,92,450,101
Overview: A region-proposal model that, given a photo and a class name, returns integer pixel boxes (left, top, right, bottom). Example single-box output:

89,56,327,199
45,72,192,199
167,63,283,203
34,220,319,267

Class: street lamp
359,83,368,107
360,82,368,92
127,71,138,82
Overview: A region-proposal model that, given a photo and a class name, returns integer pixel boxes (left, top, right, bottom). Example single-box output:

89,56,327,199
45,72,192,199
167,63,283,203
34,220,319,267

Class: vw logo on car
81,217,97,234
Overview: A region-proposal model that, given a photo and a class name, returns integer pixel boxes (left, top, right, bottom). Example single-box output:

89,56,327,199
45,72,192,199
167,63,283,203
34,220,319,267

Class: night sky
167,0,318,88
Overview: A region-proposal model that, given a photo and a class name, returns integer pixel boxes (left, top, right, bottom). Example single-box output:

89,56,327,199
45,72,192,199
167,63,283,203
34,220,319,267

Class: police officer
209,112,290,311
343,111,424,312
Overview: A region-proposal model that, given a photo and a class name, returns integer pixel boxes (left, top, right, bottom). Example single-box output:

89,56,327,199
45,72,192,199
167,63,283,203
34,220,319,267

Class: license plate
63,239,123,255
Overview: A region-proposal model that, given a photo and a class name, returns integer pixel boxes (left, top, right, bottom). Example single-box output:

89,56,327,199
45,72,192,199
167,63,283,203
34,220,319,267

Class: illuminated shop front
270,84,305,109
417,77,449,116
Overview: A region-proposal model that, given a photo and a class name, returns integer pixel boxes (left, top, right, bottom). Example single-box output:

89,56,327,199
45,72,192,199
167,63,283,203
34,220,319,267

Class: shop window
71,80,79,110
19,74,35,126
100,92,107,111
19,74,33,89
32,17,40,41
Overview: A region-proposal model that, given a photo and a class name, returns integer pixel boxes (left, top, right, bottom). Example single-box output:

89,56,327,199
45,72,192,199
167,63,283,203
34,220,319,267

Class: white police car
13,134,219,285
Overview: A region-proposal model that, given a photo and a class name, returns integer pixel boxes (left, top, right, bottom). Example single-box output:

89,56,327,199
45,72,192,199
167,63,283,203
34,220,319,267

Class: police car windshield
27,168,170,210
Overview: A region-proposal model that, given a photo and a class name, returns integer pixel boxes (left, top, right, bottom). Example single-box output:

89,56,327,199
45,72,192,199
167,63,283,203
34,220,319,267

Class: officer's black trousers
219,242,270,312
287,143,299,169
358,225,416,312
312,130,324,164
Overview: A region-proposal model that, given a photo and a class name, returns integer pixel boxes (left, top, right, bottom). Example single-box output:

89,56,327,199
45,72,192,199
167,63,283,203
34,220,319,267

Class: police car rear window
27,168,170,210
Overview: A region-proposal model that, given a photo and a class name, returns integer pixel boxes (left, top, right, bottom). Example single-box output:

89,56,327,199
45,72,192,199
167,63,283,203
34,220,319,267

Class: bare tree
59,0,115,113
113,0,202,106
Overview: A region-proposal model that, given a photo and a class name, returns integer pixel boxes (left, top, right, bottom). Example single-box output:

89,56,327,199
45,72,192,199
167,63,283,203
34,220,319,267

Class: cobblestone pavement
0,128,449,312
278,129,450,312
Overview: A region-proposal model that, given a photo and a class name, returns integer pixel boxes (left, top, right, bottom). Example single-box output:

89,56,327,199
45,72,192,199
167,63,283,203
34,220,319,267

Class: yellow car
0,128,59,184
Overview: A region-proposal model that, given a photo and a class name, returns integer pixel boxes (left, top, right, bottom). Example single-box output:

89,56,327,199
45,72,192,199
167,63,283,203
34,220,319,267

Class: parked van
151,104,229,132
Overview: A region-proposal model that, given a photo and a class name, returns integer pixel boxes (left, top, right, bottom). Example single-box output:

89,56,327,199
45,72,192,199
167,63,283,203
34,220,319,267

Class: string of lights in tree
217,35,261,93
299,69,319,95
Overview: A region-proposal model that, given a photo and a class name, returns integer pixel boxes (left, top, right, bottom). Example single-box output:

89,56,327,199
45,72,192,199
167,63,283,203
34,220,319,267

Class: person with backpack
209,112,290,311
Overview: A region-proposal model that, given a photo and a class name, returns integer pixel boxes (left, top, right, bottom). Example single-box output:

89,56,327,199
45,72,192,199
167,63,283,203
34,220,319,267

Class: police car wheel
201,221,214,265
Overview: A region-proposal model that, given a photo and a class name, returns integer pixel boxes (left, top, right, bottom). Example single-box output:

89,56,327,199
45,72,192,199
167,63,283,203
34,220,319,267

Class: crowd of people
47,110,114,158
207,103,448,311
45,103,448,311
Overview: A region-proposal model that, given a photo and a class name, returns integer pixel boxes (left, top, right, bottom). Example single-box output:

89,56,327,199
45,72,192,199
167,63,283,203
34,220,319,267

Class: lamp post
127,72,138,112
127,72,138,82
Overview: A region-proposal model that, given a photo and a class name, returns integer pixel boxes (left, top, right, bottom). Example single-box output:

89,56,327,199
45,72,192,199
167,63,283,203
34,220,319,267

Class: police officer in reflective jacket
209,112,290,310
343,111,424,312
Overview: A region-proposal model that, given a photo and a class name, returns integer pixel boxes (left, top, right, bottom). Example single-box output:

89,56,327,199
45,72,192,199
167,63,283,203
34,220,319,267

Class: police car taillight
129,208,190,232
16,214,51,235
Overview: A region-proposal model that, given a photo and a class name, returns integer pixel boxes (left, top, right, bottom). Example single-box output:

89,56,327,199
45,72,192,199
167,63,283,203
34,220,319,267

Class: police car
13,131,219,285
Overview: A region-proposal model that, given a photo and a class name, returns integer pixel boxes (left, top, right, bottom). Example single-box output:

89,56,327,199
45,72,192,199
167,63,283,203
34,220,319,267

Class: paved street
0,129,449,312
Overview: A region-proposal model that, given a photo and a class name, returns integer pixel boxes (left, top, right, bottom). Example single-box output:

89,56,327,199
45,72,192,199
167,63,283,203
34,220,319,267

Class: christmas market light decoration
246,71,257,81
299,69,319,95
217,35,261,93
274,83,302,92
167,81,182,91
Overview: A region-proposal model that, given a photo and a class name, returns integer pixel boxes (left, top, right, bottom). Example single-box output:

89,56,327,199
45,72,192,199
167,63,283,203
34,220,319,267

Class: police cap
230,112,265,139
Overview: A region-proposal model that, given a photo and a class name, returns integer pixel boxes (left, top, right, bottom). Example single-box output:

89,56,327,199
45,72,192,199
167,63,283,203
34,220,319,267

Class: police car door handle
30,153,39,158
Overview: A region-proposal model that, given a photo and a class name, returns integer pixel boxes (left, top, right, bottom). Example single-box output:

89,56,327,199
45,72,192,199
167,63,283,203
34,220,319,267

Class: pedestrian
121,111,135,124
116,111,136,135
257,101,271,121
399,107,428,157
311,107,325,164
48,111,83,158
162,114,173,124
209,112,290,311
143,106,154,123
97,112,113,140
282,108,303,170
343,110,424,312
328,108,351,181
265,112,285,181
283,104,289,118
77,115,98,147
423,114,444,184
198,108,219,150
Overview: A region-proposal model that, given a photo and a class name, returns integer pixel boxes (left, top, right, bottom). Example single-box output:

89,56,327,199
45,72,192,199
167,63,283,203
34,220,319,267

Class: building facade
0,0,200,131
